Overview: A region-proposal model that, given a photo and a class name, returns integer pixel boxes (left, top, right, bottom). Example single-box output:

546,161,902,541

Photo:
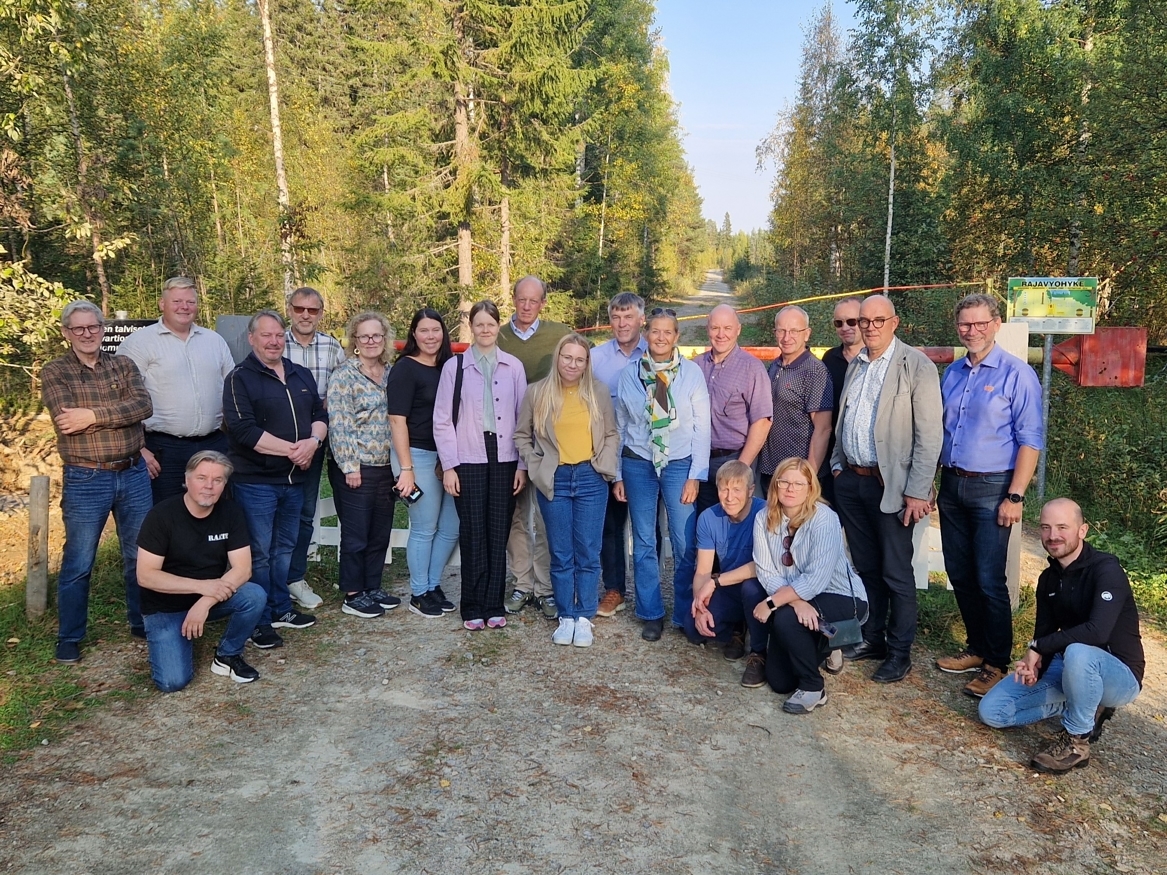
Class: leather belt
70,452,141,472
847,463,883,486
146,431,218,442
944,466,1012,478
710,447,742,459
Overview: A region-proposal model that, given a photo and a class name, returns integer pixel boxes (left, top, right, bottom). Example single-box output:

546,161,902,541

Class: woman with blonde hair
752,457,868,713
516,333,619,647
327,311,399,619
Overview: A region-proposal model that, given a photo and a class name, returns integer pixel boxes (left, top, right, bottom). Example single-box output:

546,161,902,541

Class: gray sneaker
782,688,828,714
503,589,532,614
538,595,559,620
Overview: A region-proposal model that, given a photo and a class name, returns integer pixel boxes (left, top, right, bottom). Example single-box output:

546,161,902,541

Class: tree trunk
61,70,112,315
454,76,474,340
500,194,511,299
882,105,896,293
209,163,225,253
1067,28,1094,277
257,0,295,297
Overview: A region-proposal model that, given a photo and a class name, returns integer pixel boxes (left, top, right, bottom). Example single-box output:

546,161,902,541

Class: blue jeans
397,448,460,597
979,644,1142,736
142,583,266,692
621,455,698,624
937,469,1014,668
57,459,153,643
536,462,608,620
233,481,303,625
288,441,327,584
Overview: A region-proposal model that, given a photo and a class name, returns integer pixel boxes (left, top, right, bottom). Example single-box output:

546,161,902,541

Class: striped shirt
285,330,344,398
753,504,866,604
838,338,896,468
41,351,152,464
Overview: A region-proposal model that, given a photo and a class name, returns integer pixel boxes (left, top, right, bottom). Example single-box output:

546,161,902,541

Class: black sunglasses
833,318,858,328
781,534,794,567
649,307,677,318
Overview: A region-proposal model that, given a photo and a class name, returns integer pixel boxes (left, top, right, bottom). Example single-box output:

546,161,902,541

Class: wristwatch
1007,492,1024,504
1027,638,1040,653
765,596,777,612
712,573,721,590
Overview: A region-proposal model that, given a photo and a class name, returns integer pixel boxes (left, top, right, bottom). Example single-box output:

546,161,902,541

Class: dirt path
670,269,736,345
2,278,1167,873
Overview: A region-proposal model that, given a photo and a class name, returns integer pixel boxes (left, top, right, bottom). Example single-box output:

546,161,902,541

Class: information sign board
1006,277,1097,334
99,320,155,356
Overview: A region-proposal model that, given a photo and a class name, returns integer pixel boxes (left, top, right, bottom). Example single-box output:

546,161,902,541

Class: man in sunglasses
283,286,345,612
830,294,942,683
820,298,864,505
42,300,154,663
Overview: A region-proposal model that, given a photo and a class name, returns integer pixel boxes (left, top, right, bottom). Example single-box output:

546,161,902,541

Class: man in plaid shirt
41,300,154,664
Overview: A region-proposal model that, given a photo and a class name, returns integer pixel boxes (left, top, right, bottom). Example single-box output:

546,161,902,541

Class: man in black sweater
979,498,1144,773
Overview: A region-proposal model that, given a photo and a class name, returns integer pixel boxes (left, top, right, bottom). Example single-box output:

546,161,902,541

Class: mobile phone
818,618,838,638
399,484,424,505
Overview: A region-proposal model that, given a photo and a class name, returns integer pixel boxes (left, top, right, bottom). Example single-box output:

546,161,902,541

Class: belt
847,463,883,486
944,466,1012,478
70,453,141,472
621,447,649,462
710,447,742,459
146,431,219,442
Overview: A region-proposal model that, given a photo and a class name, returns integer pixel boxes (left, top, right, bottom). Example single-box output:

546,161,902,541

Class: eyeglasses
775,479,809,491
833,318,858,328
649,307,677,317
355,333,385,344
857,316,892,329
956,319,996,333
781,534,795,567
66,324,104,337
775,328,808,337
291,305,321,316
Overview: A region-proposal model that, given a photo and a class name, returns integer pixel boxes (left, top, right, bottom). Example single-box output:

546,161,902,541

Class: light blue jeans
979,643,1142,736
397,448,460,597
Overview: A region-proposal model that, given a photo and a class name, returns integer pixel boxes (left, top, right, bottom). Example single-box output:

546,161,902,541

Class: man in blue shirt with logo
936,293,1043,698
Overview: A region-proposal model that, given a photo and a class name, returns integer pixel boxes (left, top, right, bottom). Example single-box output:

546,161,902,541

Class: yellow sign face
1006,277,1098,334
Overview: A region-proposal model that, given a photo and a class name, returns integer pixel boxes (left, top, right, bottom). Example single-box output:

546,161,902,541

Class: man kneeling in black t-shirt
137,450,266,691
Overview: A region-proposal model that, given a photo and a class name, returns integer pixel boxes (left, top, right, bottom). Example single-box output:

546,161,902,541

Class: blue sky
652,1,858,233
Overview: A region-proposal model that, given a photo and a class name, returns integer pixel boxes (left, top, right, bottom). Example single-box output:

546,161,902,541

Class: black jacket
223,353,327,485
1033,540,1144,686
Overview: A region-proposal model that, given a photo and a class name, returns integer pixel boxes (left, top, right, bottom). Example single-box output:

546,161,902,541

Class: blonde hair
531,333,602,440
764,457,822,533
345,311,394,365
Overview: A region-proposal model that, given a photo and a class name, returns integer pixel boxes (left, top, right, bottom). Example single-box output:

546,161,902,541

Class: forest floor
1,273,1166,874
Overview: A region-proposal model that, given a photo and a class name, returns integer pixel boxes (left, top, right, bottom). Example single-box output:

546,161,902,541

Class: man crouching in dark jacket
224,309,328,650
979,498,1144,773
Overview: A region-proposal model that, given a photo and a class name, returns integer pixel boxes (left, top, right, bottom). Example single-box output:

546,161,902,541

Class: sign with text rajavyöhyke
1006,277,1098,334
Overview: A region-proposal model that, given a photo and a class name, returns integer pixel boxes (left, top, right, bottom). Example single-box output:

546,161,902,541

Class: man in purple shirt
694,304,773,520
936,293,1043,698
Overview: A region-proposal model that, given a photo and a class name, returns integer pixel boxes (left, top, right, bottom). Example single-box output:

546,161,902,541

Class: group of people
42,276,1143,774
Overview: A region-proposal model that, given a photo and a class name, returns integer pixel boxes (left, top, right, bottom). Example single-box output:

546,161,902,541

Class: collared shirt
614,357,711,481
696,345,773,452
116,320,235,437
753,504,866,604
757,348,831,475
509,316,540,341
592,336,647,401
284,330,344,397
472,346,497,430
839,338,897,467
941,343,1043,472
41,350,152,464
326,357,392,473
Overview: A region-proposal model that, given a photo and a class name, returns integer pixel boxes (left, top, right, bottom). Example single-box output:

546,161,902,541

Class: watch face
1008,493,1024,503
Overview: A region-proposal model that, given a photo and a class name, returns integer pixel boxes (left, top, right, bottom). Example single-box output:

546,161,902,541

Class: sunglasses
833,318,858,328
292,305,322,316
649,307,677,317
781,534,794,567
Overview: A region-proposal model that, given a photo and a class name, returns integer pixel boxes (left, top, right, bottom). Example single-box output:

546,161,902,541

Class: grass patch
915,578,1039,663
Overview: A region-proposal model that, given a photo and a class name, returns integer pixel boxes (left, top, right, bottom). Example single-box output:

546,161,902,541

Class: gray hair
608,292,645,318
248,309,286,333
954,293,1001,320
162,276,197,296
716,459,755,490
833,296,863,312
775,305,809,326
60,300,104,328
185,450,234,478
513,275,548,300
289,286,325,309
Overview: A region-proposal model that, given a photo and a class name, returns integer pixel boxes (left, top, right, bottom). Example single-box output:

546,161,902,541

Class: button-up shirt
696,345,773,452
941,343,1043,472
509,317,540,341
592,336,648,401
284,330,344,398
839,338,896,468
41,351,152,464
758,348,832,475
614,357,711,481
116,320,235,437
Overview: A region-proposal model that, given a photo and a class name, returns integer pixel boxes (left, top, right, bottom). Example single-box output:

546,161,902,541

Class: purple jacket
433,349,528,470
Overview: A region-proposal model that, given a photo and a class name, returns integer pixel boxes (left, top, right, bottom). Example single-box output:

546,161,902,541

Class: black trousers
454,433,518,621
766,592,867,693
144,430,230,505
327,458,397,594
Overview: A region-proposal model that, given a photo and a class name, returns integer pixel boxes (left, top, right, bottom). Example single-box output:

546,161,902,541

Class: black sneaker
409,592,444,618
432,586,456,613
271,609,316,629
369,589,402,610
211,653,260,684
55,641,82,664
249,625,284,649
342,592,385,618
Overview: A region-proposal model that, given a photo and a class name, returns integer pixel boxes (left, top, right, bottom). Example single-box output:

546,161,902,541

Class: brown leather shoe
963,664,1005,698
936,650,983,674
596,590,626,617
723,626,746,661
1031,730,1091,773
740,652,767,688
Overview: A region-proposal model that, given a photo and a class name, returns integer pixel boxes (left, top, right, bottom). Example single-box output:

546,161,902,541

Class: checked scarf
639,348,683,471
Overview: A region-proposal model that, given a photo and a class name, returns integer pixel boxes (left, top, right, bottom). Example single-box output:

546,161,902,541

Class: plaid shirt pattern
40,351,152,464
284,330,344,397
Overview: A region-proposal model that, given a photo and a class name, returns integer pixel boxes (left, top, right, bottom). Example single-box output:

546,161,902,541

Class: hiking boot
723,626,746,661
573,618,595,647
287,579,324,609
271,609,316,629
409,592,443,618
55,641,82,664
1090,706,1117,743
538,595,559,620
342,592,385,618
936,649,983,674
823,649,845,675
963,664,1006,698
740,652,767,688
432,586,456,613
249,625,283,649
211,653,260,684
369,588,402,610
783,688,828,714
552,617,576,645
596,590,626,617
1031,730,1091,773
503,588,532,614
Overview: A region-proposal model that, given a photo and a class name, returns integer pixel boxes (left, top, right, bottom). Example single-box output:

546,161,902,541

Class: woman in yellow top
516,333,619,647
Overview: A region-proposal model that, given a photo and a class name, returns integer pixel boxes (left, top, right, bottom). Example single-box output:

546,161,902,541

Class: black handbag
819,566,866,648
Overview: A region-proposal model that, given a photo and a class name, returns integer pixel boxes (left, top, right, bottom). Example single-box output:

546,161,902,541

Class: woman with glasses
516,333,619,647
433,300,528,630
386,308,460,619
613,307,710,641
753,457,867,713
326,311,401,619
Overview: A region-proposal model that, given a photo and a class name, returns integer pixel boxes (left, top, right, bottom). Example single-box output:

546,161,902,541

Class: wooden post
26,475,49,618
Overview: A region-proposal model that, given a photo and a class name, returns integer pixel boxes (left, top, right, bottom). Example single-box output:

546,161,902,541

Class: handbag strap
451,353,464,429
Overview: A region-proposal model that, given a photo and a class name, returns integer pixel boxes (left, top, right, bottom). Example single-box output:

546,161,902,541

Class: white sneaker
573,618,594,648
552,617,576,645
287,579,323,609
